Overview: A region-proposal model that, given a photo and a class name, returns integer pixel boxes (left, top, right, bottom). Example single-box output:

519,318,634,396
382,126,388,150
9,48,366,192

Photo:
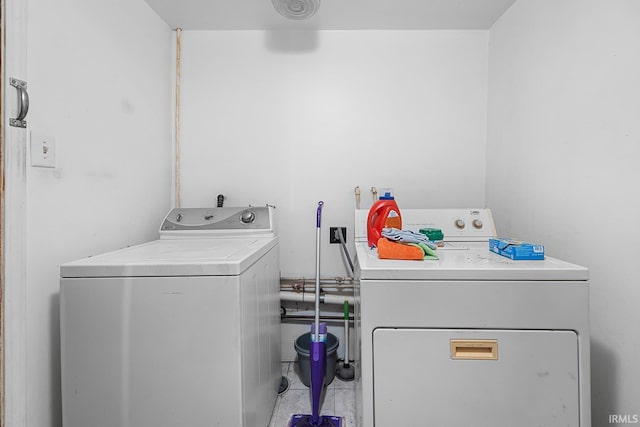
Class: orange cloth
377,237,424,260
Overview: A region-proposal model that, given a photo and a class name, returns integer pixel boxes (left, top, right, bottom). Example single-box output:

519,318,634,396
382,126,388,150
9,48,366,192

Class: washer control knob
176,213,183,222
472,219,483,229
455,219,465,229
241,210,256,224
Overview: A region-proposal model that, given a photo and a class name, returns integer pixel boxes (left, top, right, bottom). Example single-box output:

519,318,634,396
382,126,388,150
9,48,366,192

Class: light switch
30,132,56,168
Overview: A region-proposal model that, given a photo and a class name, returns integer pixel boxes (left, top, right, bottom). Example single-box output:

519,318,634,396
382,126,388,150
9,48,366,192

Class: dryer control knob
241,210,256,224
455,219,465,229
472,219,483,229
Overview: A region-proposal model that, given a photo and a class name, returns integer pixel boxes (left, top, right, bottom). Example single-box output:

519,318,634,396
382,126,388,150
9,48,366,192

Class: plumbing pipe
174,28,182,208
282,314,353,321
281,283,354,291
280,277,354,291
280,291,354,306
281,277,355,284
280,282,354,291
280,277,353,284
354,186,361,209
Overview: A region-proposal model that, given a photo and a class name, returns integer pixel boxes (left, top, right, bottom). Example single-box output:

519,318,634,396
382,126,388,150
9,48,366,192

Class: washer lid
355,243,589,281
60,237,278,278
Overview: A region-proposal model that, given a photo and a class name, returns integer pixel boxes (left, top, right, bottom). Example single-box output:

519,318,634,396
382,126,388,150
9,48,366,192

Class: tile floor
269,362,357,427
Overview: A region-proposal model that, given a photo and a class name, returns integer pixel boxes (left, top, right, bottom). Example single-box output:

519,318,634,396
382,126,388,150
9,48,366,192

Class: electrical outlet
330,227,347,244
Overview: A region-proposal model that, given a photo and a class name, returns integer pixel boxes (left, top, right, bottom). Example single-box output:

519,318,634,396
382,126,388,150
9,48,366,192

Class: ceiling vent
271,0,320,20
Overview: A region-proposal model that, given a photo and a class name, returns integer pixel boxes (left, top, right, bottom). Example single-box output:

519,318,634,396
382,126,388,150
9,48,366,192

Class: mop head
289,414,343,427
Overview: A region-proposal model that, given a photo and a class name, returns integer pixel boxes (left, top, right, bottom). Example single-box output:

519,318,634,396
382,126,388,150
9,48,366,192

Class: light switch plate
30,132,56,168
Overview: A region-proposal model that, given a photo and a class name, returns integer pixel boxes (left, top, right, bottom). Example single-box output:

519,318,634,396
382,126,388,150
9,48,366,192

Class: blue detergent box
489,238,545,260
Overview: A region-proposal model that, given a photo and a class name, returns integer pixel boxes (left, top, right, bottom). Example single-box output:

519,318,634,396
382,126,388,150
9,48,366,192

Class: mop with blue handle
290,202,343,427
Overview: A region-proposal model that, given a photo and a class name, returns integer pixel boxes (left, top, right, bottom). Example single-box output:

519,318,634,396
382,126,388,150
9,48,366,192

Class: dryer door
373,328,580,427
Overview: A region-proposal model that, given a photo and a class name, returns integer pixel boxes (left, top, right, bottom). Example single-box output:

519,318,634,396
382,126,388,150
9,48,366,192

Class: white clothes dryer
60,206,280,427
354,208,590,427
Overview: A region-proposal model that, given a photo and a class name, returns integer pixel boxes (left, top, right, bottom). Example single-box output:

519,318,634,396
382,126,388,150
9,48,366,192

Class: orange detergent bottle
367,193,402,247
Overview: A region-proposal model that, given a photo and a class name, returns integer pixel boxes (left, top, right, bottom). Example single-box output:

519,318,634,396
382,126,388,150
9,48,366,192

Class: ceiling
143,0,518,31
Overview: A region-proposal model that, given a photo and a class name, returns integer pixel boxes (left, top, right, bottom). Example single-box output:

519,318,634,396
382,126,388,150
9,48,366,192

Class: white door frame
3,0,28,426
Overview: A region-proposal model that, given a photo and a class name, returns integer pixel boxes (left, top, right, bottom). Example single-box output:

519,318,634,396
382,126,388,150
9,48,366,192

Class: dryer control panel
159,206,275,238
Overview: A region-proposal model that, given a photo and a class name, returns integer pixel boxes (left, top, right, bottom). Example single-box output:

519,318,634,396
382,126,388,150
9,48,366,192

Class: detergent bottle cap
379,188,395,200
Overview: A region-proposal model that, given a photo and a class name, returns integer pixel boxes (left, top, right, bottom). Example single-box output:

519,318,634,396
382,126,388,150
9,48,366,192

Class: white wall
25,1,173,426
179,30,489,277
487,0,640,423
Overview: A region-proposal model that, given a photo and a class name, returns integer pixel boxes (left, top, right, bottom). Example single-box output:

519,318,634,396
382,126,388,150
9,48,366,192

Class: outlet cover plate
330,227,347,244
30,132,56,168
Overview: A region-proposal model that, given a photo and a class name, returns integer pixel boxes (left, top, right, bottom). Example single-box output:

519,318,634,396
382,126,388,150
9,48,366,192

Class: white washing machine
354,208,590,427
60,206,281,427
